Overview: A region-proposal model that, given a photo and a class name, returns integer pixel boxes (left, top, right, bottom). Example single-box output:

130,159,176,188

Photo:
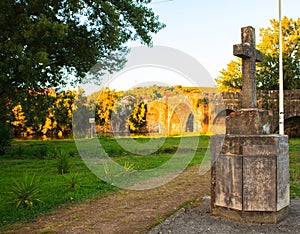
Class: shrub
64,173,82,190
10,174,43,209
0,122,11,155
46,147,60,159
34,145,48,159
10,146,24,159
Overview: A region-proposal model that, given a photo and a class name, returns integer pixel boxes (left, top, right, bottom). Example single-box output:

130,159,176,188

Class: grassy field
0,136,299,227
290,138,300,198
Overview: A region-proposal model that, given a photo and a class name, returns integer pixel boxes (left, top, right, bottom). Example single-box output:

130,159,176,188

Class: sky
82,0,300,93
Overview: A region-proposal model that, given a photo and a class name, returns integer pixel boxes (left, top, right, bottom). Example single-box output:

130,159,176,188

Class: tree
257,17,300,90
95,88,118,132
216,17,300,91
0,0,164,145
6,89,76,137
11,104,27,136
40,90,76,136
72,88,94,138
0,0,165,93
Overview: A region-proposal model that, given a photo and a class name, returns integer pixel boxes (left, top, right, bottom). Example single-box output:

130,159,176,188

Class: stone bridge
146,90,300,137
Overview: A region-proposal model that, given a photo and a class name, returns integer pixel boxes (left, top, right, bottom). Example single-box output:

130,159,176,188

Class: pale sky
149,0,299,78
82,0,300,93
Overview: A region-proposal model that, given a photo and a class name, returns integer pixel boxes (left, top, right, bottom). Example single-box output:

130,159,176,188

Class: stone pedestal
210,26,289,224
210,109,290,224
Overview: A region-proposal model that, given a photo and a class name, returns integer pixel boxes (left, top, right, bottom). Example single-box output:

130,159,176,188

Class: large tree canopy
0,0,165,94
215,17,300,91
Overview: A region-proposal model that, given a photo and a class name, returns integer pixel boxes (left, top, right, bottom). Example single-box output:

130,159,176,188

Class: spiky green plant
10,174,43,209
103,162,123,183
123,162,135,175
64,173,82,190
56,150,71,174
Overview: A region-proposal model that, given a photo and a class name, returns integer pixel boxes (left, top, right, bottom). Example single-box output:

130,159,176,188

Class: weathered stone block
243,155,276,211
277,137,290,211
226,109,271,135
215,155,243,210
210,134,289,223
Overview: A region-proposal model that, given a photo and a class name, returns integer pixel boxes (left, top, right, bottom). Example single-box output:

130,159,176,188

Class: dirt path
2,166,210,234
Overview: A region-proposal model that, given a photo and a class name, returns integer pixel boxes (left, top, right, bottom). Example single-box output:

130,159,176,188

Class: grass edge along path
0,136,209,227
1,165,210,234
1,137,299,233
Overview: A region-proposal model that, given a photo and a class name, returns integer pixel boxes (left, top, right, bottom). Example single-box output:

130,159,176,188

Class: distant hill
88,85,219,103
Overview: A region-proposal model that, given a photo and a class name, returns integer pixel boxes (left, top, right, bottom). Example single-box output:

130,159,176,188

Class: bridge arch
273,115,300,137
213,109,235,125
211,109,235,134
168,103,193,135
186,113,194,132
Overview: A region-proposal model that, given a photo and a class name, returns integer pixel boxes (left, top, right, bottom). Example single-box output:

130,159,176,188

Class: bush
10,146,24,159
64,173,82,190
10,174,43,209
34,146,48,159
46,146,60,159
0,122,11,155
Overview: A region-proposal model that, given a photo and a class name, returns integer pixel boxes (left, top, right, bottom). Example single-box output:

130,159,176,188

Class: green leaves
0,0,165,93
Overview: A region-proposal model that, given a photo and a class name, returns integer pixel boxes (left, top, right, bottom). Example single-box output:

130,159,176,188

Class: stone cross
233,26,263,108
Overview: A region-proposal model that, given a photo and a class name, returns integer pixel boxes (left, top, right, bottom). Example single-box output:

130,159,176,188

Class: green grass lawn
289,138,300,198
0,136,299,227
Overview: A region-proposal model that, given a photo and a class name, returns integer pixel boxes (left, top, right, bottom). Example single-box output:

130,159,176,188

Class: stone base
210,134,289,224
211,206,289,224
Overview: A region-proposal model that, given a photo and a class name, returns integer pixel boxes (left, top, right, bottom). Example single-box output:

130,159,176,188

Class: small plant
64,173,82,190
161,146,176,154
10,174,43,209
123,162,135,175
103,162,121,183
56,150,71,174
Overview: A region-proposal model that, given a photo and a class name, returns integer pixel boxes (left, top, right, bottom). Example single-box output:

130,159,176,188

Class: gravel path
149,198,300,234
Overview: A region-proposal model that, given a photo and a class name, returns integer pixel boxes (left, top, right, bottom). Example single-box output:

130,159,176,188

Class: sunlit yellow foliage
96,88,119,132
42,116,52,135
258,17,300,57
128,102,147,132
9,89,76,137
11,104,27,130
215,59,242,92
